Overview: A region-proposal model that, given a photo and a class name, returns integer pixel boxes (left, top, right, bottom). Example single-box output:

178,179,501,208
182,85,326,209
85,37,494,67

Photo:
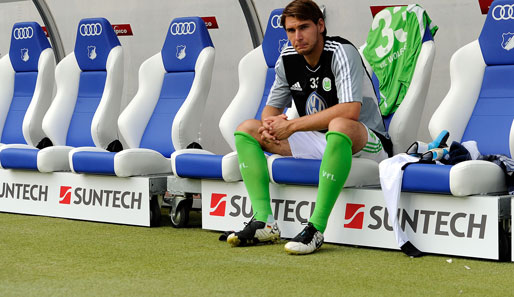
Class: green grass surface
0,211,512,297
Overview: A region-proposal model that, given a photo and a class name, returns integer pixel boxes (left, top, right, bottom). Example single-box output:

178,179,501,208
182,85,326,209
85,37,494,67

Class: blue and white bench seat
0,18,123,172
70,17,215,177
0,22,55,162
401,1,513,196
171,8,289,182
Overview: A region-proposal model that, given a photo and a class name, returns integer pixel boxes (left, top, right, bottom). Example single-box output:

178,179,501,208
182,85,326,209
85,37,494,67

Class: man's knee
237,119,261,134
328,117,367,152
328,117,358,133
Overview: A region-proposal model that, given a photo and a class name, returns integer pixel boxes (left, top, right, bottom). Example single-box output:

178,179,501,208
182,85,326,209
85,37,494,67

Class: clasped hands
258,114,292,145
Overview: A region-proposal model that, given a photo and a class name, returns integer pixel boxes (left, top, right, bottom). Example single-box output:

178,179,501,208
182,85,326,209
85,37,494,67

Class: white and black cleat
227,216,280,247
284,222,324,255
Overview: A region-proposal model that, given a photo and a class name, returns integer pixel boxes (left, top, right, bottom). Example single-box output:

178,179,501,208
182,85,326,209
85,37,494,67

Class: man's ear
317,18,325,35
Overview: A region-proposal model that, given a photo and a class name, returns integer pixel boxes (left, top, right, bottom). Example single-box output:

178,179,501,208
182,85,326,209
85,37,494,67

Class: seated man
227,0,391,255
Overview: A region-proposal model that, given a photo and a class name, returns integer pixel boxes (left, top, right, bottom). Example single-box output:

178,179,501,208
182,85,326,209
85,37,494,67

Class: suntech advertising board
202,180,501,260
0,170,150,226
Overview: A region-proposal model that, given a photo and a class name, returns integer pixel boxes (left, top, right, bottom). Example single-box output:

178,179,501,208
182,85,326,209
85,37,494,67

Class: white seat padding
219,46,268,151
428,41,486,145
37,146,75,173
114,148,172,177
449,160,506,196
221,151,242,182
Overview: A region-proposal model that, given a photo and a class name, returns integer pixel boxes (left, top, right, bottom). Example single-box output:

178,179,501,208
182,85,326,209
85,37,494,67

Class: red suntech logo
59,186,72,204
209,193,227,216
344,203,365,229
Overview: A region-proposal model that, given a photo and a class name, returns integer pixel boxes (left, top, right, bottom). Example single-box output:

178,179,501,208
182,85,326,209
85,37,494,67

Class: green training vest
362,4,438,116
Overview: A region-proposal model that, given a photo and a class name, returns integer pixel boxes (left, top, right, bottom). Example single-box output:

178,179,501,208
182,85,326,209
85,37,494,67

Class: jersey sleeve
266,56,293,108
331,44,364,104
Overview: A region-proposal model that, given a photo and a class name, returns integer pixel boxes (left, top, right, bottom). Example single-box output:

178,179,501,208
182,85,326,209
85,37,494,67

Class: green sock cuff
235,131,257,140
325,131,353,147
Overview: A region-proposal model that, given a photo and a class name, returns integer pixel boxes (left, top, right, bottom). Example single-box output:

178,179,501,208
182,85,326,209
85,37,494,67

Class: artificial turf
0,211,512,297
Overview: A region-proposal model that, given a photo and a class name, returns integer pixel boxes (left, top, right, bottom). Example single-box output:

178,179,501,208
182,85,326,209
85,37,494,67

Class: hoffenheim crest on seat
278,39,289,53
501,33,514,51
176,45,186,60
87,45,97,60
20,48,29,62
305,91,327,115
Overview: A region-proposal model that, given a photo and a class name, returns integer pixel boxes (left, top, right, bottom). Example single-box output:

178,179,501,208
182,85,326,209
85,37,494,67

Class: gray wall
0,0,488,154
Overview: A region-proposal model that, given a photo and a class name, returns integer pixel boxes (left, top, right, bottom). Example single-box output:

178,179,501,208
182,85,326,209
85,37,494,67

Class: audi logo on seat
170,22,196,35
492,4,514,20
79,23,103,36
271,15,282,29
13,27,34,40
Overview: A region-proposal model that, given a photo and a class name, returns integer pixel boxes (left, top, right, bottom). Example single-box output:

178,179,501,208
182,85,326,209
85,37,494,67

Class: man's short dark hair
280,0,326,37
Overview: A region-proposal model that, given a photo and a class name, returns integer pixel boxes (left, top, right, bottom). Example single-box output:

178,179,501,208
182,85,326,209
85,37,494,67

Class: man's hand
258,125,277,144
259,114,292,144
258,115,283,144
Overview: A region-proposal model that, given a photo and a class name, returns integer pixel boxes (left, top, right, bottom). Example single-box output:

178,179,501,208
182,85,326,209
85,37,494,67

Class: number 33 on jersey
362,4,437,116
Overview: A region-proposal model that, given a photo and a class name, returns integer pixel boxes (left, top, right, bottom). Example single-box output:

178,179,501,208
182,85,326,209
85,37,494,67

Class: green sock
309,131,353,233
234,131,273,222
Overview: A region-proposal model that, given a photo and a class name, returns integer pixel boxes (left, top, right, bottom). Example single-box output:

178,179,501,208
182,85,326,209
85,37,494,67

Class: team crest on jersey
322,77,331,91
501,33,514,51
305,91,327,115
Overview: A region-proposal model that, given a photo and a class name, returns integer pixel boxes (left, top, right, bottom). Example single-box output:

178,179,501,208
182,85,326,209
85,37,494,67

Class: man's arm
267,101,361,140
261,105,284,120
289,101,360,131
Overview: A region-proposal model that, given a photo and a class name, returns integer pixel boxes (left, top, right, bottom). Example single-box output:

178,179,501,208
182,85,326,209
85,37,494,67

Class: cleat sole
227,233,280,247
284,244,321,255
227,235,241,247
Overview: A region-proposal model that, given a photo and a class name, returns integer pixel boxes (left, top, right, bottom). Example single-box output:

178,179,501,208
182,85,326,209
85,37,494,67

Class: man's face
284,16,324,56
